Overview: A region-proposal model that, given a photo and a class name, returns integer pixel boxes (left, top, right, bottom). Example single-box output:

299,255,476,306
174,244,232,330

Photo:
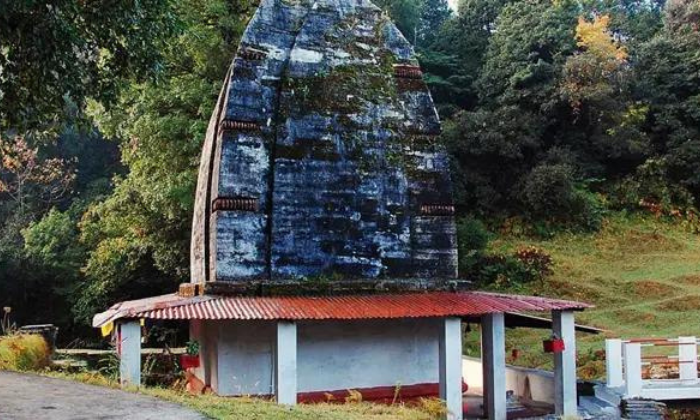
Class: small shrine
94,0,590,418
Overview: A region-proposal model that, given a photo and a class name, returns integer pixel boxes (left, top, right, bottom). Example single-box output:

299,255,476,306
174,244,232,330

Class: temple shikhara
93,0,591,418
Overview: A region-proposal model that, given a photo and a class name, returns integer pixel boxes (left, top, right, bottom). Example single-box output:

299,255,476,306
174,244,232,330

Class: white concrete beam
605,339,624,388
553,310,577,417
275,321,297,405
679,336,698,381
623,342,642,397
118,320,141,388
439,317,463,420
482,313,506,420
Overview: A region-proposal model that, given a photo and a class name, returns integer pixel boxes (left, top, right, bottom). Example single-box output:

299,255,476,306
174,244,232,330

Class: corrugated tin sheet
93,291,591,328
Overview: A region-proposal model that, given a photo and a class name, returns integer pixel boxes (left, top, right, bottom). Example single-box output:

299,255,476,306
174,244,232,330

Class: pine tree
417,0,452,46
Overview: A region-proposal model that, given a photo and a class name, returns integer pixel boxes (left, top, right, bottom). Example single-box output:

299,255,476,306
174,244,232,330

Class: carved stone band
393,65,423,79
420,204,455,216
212,197,259,212
218,119,261,135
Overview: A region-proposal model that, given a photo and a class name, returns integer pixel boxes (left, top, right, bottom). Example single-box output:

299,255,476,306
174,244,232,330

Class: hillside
478,215,700,377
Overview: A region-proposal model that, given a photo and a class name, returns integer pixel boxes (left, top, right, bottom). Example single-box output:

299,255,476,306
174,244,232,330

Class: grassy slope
483,214,700,377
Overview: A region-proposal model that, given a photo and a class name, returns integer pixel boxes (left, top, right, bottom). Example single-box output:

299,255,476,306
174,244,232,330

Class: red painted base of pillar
297,380,468,404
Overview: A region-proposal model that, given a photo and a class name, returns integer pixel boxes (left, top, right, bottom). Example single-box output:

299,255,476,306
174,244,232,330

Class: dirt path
0,371,208,420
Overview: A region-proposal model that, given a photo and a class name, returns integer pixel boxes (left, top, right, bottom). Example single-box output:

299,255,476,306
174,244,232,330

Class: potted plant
543,334,565,353
180,340,200,369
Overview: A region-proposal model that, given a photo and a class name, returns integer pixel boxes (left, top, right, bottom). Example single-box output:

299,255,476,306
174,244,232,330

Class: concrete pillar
482,313,506,420
553,310,577,417
605,339,624,388
118,320,141,387
275,321,297,405
679,336,698,381
624,342,642,397
439,317,463,420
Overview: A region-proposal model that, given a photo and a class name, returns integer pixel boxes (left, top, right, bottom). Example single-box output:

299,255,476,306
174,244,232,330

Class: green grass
481,214,700,378
42,371,433,420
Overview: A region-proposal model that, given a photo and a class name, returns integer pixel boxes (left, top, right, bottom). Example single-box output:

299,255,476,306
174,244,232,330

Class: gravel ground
0,371,207,420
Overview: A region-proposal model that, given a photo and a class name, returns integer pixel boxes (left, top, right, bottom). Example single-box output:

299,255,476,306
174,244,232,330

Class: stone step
579,396,620,419
621,398,667,420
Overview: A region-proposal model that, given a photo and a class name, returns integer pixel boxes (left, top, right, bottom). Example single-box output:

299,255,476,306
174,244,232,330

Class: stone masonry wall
191,0,458,284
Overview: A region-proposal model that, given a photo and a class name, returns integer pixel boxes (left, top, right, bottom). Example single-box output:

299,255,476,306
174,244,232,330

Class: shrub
608,158,696,215
344,389,363,403
471,247,554,288
474,254,534,288
0,333,51,371
456,217,490,274
520,164,578,218
514,246,553,281
417,397,447,418
520,163,604,231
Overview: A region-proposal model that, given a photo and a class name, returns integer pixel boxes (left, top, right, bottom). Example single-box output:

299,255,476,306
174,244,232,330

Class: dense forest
1,0,698,341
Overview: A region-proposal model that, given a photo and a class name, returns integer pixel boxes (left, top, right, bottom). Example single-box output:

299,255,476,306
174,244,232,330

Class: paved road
0,371,208,420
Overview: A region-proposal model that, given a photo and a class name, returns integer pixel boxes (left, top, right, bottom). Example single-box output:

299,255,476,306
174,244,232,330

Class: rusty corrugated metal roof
93,291,591,328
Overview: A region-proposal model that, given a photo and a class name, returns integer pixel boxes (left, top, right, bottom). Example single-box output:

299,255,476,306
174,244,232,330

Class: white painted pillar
605,339,624,388
482,313,506,420
623,342,642,397
439,317,463,420
553,310,577,417
275,321,297,405
678,336,698,381
118,320,141,388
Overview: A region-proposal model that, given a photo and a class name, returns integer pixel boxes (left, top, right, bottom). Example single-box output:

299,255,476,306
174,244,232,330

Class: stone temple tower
190,0,458,287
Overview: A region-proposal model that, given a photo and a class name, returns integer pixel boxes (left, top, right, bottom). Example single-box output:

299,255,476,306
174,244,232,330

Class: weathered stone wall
191,0,458,285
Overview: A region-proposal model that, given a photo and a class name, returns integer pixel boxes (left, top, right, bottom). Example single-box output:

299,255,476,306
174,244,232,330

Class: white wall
218,321,276,396
462,356,555,405
298,319,440,392
199,318,444,396
190,320,219,392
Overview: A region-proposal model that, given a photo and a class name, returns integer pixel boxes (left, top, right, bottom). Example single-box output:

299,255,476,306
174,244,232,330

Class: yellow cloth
101,322,113,337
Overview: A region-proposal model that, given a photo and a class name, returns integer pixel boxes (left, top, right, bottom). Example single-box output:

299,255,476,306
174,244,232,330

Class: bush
520,164,604,231
473,254,534,288
520,163,578,218
0,333,51,371
471,247,554,289
456,217,490,274
609,158,696,216
514,246,554,281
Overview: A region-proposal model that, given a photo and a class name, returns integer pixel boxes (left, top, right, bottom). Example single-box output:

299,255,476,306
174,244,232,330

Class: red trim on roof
93,291,591,328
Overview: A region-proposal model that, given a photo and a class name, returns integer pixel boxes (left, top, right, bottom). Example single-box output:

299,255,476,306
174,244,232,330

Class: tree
562,15,628,112
633,0,700,201
0,122,118,335
374,0,422,42
477,0,579,107
443,0,649,227
74,0,253,323
0,0,175,131
417,0,452,46
560,14,648,175
664,0,700,31
0,136,75,213
444,0,580,217
419,0,512,113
